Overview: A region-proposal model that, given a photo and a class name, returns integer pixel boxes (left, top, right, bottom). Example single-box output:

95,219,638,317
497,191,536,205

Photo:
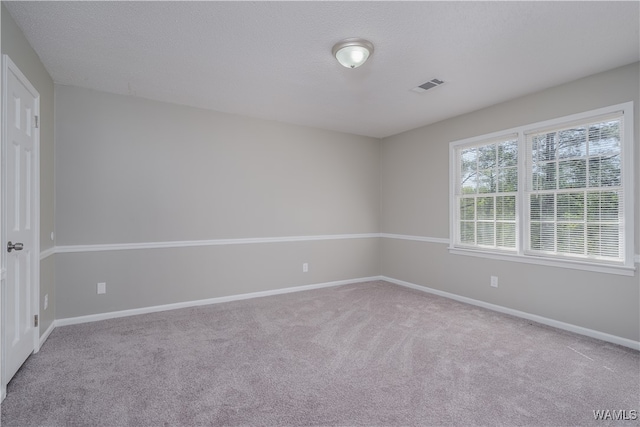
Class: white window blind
456,136,518,250
526,115,625,262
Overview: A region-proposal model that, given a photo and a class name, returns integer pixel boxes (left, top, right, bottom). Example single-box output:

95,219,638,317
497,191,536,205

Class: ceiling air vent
411,78,445,93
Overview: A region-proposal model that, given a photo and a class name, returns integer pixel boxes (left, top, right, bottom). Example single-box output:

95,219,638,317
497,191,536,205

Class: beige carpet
2,280,638,426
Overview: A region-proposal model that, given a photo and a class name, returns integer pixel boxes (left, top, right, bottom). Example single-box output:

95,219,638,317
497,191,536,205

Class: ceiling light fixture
332,38,374,69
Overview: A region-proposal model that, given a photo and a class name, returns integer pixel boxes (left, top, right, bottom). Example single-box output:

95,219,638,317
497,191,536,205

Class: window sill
448,247,636,277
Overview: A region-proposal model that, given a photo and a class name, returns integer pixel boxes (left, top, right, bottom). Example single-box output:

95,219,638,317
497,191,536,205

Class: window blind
457,136,518,250
525,116,624,262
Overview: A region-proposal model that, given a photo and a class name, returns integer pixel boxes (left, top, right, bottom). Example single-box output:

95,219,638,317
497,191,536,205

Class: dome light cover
332,38,374,69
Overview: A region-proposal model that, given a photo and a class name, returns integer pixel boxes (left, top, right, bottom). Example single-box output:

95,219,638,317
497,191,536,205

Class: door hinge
34,115,39,129
34,314,39,327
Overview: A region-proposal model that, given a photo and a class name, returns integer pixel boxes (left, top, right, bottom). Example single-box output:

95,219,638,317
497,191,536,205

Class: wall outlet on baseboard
490,276,498,288
302,263,309,273
44,294,49,310
97,282,106,294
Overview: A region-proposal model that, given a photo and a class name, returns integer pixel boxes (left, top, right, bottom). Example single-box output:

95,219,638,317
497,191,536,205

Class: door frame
0,54,40,400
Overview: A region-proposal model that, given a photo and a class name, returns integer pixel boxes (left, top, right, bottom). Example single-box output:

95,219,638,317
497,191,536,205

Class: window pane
478,170,496,193
497,167,517,192
557,127,586,159
498,140,518,167
530,196,540,221
600,191,620,220
587,225,619,258
586,192,601,221
496,222,516,248
460,222,475,244
557,192,584,221
530,194,555,221
558,159,586,189
496,195,516,220
587,191,619,221
589,155,621,187
478,145,496,169
533,162,556,190
557,223,585,255
477,222,494,246
530,223,554,251
532,133,556,161
460,198,475,221
461,148,477,194
589,121,620,155
477,197,494,220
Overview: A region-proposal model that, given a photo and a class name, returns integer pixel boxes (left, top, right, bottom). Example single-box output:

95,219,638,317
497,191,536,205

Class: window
458,136,518,250
450,103,635,275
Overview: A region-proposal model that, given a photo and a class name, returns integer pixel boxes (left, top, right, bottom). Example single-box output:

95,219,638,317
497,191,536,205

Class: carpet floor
1,280,638,426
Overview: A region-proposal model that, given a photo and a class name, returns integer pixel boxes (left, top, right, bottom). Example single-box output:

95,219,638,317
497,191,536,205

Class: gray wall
55,85,380,318
380,62,640,341
18,13,638,344
1,4,55,335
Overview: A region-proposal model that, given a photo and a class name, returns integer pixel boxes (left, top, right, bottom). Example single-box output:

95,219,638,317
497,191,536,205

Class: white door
2,55,39,385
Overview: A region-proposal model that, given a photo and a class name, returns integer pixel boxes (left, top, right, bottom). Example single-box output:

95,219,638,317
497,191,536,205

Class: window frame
449,102,635,276
454,134,520,252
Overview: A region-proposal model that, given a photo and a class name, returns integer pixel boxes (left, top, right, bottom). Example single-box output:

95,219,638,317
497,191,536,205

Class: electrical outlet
490,276,498,288
302,263,309,273
97,282,106,294
44,294,48,310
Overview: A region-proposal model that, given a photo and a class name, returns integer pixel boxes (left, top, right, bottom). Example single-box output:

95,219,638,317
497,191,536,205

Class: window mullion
583,189,588,257
493,145,498,248
518,132,526,256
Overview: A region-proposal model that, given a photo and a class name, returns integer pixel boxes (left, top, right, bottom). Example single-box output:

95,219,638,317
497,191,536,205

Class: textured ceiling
5,1,640,138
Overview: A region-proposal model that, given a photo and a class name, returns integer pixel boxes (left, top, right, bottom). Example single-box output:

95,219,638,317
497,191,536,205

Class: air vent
411,78,445,93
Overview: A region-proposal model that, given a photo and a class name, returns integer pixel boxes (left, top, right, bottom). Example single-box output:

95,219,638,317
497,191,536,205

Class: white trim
449,247,636,276
54,233,379,254
38,320,55,348
56,276,382,327
0,6,3,404
382,233,639,265
379,233,449,245
520,103,632,141
382,276,640,351
39,247,55,260
38,233,640,267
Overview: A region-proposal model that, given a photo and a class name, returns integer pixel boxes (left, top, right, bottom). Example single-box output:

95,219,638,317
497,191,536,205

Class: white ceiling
5,1,640,138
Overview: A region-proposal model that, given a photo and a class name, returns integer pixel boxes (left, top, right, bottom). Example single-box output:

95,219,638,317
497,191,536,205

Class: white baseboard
382,276,640,351
47,274,640,351
56,276,382,327
38,321,56,350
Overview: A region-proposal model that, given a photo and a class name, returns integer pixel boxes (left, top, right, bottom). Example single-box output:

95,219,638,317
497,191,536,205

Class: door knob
7,241,24,253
